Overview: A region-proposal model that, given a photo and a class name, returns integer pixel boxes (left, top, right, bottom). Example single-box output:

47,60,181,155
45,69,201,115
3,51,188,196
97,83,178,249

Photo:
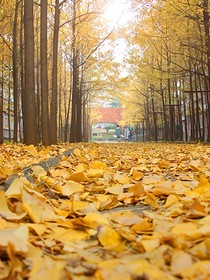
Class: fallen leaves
0,142,210,279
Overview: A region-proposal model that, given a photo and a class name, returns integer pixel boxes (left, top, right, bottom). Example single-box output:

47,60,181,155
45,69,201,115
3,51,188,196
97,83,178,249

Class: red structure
97,107,123,124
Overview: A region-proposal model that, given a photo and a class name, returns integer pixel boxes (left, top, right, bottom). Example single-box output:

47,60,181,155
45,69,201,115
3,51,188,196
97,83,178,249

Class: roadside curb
2,148,74,191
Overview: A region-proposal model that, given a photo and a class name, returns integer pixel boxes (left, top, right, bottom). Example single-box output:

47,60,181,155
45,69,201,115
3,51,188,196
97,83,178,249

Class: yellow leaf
27,223,48,236
69,200,90,212
106,184,125,195
96,268,131,280
31,165,47,179
76,249,103,263
90,161,107,169
180,260,210,278
55,180,84,196
5,178,24,197
0,225,29,254
171,250,193,274
114,173,130,184
171,222,197,234
194,177,210,196
131,218,153,233
52,228,91,243
140,236,160,252
50,168,71,179
75,163,86,173
163,194,178,208
189,238,210,259
132,170,143,181
111,211,141,226
128,182,145,196
29,255,66,280
69,172,90,182
0,190,26,220
83,213,109,227
87,168,104,178
187,198,206,218
73,148,81,156
97,226,122,249
98,259,121,269
21,188,64,223
145,193,160,208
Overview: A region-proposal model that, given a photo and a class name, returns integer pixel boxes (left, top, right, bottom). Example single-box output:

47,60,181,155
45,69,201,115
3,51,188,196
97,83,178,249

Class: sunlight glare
103,0,133,28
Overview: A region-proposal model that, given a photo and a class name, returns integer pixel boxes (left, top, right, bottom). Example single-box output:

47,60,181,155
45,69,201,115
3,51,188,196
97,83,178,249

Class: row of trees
1,0,210,144
123,0,210,142
0,0,121,145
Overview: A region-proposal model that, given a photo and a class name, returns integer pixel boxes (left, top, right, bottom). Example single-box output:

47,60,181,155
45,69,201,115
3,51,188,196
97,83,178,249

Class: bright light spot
102,0,133,28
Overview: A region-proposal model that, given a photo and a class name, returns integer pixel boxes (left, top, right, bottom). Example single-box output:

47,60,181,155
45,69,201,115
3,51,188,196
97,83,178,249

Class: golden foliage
0,142,210,278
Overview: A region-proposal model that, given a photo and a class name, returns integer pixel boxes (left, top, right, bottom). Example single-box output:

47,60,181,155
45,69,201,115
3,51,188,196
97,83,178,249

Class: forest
0,0,210,145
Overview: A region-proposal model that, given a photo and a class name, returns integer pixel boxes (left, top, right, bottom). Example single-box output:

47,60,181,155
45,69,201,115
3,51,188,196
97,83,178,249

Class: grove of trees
0,0,210,144
123,0,210,142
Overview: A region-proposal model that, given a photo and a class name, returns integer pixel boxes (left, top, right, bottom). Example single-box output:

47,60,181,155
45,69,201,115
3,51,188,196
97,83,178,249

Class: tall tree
50,0,61,144
24,0,38,145
12,0,20,143
40,0,50,145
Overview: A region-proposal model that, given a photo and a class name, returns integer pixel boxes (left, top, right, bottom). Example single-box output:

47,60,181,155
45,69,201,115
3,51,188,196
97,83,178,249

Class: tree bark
50,0,60,144
203,0,210,142
40,0,50,145
24,0,38,145
12,0,20,143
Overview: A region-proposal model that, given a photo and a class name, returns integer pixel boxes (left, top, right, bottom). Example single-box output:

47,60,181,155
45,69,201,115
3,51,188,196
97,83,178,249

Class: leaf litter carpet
0,142,210,279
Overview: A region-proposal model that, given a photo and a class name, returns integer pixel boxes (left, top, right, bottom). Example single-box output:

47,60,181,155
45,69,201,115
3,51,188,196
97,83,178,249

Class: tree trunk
20,0,25,142
12,0,20,143
203,0,210,142
0,60,4,144
70,0,77,143
40,0,50,145
50,0,60,144
24,0,38,145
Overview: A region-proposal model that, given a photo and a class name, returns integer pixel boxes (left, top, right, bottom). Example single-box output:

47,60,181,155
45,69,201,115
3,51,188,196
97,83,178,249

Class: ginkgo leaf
194,178,210,196
0,225,29,253
106,184,125,195
69,172,90,182
145,193,160,208
114,173,130,184
140,237,160,253
31,165,47,179
50,168,71,179
27,223,48,236
128,182,145,196
73,148,81,156
0,190,26,220
5,178,24,197
96,268,131,280
90,161,107,169
110,211,141,226
187,198,206,218
163,194,178,208
132,170,143,181
29,255,66,280
171,250,193,274
171,222,197,234
189,238,210,259
55,180,84,196
21,188,64,223
75,163,86,173
131,218,153,233
97,226,122,249
87,168,104,178
179,260,210,279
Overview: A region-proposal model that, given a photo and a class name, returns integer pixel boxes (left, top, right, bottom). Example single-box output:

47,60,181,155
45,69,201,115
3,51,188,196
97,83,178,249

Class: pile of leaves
0,142,210,279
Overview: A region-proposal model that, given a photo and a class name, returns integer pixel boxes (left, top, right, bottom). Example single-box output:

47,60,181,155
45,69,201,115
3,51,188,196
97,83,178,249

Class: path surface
2,147,74,190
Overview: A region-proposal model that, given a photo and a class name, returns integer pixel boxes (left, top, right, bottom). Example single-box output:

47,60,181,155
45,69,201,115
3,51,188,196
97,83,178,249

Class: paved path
2,148,74,191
